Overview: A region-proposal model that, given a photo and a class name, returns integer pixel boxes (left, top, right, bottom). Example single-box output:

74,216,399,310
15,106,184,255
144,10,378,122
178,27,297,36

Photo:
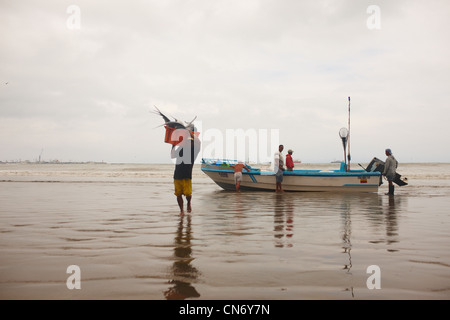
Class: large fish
151,106,197,131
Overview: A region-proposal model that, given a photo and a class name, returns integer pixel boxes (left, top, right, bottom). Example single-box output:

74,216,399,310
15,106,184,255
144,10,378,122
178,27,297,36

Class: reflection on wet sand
365,195,402,250
339,194,354,297
164,189,407,299
340,199,352,272
274,194,294,248
385,196,401,249
164,215,200,300
336,193,402,297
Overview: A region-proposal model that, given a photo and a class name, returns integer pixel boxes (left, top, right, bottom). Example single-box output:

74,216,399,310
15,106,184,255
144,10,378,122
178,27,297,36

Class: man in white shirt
274,144,285,192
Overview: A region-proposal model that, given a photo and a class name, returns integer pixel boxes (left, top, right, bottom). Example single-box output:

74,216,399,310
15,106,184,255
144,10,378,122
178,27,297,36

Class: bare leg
186,195,192,213
236,181,241,192
177,195,184,214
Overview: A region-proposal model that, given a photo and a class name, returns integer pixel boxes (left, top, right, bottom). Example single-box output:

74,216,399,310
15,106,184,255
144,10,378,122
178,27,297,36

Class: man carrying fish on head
153,107,201,214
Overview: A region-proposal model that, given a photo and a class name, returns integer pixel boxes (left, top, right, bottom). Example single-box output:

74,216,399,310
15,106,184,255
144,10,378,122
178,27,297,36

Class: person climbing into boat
232,161,251,192
171,129,201,214
382,148,398,196
274,145,285,192
286,149,294,171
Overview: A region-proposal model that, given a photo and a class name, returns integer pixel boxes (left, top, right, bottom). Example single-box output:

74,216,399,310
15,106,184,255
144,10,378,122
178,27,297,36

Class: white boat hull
201,161,381,193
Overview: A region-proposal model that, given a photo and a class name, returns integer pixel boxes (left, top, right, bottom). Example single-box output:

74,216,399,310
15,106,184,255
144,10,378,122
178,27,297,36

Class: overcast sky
1,0,449,164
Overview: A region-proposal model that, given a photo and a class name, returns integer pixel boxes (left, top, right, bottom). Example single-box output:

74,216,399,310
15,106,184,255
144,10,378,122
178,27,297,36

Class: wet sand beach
0,163,449,299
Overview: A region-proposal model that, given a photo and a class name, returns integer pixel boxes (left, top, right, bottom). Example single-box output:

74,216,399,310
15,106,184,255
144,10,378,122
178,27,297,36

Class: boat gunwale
201,166,381,178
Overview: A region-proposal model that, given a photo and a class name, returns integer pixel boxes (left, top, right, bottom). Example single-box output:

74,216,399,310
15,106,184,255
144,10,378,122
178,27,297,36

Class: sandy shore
1,164,450,299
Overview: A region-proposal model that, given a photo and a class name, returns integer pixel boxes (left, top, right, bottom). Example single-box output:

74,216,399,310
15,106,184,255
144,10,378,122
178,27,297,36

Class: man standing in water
383,148,398,196
232,161,251,192
274,144,285,192
171,129,201,214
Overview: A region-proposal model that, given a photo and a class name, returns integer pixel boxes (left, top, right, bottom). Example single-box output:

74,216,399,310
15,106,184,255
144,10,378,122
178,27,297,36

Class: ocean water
0,162,449,300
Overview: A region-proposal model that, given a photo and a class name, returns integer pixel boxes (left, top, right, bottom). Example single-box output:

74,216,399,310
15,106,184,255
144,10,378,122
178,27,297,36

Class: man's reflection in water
364,194,400,250
164,215,200,300
385,196,400,249
274,194,294,248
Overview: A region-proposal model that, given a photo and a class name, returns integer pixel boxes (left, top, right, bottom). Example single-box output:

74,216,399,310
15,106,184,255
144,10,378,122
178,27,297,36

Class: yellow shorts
174,179,192,197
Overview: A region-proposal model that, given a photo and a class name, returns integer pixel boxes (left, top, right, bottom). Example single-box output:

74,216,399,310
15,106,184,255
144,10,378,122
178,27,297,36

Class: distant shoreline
0,161,107,165
1,161,449,165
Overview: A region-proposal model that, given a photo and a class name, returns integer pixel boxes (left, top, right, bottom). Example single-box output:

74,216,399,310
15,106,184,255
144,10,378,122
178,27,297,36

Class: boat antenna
347,96,351,171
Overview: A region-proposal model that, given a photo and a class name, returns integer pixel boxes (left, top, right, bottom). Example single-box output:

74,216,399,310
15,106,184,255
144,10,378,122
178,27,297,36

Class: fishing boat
201,97,407,193
201,158,382,193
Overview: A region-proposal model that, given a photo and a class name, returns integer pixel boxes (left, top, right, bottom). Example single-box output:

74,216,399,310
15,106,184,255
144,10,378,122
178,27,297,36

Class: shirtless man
232,162,251,192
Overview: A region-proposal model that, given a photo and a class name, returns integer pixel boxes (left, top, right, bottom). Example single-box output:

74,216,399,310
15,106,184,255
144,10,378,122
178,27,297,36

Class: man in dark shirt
171,129,201,214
